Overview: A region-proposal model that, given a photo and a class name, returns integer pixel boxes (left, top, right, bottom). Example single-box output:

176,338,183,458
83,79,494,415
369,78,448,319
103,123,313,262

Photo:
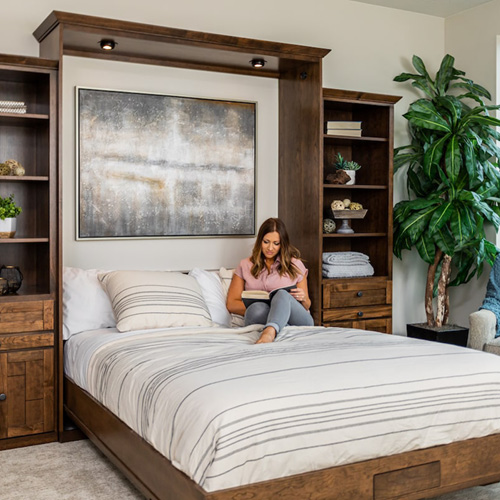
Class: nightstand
0,298,56,449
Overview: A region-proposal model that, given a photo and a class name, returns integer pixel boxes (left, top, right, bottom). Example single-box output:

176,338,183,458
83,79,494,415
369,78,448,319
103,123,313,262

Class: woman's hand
290,287,305,302
290,279,311,310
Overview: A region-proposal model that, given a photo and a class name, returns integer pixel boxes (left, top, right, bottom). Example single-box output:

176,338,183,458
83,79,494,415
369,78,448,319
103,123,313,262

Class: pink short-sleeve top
234,257,308,292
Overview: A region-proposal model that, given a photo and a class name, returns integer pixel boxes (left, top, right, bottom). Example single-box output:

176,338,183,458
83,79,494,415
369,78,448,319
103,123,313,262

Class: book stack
325,120,362,137
0,100,27,114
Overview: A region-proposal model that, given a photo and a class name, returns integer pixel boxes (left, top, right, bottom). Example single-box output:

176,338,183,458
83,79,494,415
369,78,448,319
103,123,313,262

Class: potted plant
0,194,22,238
393,54,500,342
334,153,361,185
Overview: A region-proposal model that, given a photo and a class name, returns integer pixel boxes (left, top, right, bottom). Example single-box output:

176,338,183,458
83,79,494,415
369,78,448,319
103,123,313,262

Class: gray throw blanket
322,251,374,278
322,251,370,266
480,256,500,338
322,262,374,278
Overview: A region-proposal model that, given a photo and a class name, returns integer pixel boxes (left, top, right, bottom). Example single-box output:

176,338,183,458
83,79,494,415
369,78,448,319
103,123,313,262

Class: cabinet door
0,348,54,439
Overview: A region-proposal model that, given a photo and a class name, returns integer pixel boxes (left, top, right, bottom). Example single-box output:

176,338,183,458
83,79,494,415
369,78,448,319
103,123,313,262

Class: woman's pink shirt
234,257,308,292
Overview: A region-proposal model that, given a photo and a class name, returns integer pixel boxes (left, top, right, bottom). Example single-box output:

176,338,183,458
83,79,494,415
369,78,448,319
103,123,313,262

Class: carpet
1,440,500,499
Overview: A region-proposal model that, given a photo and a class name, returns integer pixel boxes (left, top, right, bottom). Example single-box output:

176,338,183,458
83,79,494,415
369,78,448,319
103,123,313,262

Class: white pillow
188,268,231,327
63,267,116,340
99,270,213,332
218,267,245,328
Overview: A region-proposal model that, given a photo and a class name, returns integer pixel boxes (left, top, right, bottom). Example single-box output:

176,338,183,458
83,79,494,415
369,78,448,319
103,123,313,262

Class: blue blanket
480,256,500,338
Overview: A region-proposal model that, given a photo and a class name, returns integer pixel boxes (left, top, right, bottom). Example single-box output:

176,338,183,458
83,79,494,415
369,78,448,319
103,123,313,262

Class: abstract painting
77,87,256,239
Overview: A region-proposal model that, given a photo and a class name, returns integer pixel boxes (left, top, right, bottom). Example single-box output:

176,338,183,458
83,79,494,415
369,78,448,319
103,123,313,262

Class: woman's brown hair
250,218,302,279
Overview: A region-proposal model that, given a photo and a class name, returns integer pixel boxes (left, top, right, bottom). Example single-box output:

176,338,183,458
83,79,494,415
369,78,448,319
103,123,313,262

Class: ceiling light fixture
99,39,117,51
250,58,266,69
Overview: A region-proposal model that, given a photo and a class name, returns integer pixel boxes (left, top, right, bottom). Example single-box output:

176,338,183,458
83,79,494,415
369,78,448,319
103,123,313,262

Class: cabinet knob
357,291,363,297
0,394,6,401
357,311,364,317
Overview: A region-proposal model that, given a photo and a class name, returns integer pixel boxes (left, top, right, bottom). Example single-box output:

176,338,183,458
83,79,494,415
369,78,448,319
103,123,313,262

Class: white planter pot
345,170,356,185
0,218,17,238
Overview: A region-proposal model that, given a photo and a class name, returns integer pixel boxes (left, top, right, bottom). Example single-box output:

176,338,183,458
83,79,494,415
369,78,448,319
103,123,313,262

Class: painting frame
76,86,256,240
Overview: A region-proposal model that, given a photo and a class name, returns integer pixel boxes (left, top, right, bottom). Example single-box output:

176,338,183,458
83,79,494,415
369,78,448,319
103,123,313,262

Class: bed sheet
64,325,500,492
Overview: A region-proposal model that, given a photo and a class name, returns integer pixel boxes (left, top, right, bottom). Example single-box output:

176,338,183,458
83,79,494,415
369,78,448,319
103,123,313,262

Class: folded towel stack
322,251,374,278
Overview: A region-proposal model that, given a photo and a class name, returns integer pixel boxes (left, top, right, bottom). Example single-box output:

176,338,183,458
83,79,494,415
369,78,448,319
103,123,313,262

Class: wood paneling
0,348,54,438
323,277,391,309
323,304,392,323
0,300,54,333
278,61,323,323
373,462,441,499
34,11,329,78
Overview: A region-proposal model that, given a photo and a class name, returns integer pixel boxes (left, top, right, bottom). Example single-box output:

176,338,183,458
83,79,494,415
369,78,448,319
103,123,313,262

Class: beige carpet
1,439,500,500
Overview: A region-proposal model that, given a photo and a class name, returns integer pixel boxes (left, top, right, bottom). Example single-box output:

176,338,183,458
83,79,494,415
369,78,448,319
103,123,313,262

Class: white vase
345,170,356,185
0,218,17,238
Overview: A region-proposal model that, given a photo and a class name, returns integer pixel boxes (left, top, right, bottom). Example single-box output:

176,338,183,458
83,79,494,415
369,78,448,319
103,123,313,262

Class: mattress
64,325,500,492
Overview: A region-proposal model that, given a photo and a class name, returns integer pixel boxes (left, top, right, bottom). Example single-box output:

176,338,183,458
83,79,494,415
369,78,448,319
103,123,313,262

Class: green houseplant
334,153,361,185
0,194,22,239
393,54,500,329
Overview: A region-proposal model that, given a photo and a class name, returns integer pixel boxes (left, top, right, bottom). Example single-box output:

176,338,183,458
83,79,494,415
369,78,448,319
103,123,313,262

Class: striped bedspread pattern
65,326,500,492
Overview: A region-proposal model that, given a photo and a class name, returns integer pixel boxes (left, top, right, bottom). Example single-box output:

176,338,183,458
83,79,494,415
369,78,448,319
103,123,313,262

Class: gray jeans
244,289,314,334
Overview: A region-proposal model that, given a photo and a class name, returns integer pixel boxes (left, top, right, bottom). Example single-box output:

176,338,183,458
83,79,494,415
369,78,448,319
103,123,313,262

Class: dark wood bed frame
33,10,500,500
66,377,500,500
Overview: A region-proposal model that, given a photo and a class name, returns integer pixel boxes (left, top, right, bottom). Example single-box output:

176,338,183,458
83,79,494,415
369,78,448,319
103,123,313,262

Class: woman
227,217,314,343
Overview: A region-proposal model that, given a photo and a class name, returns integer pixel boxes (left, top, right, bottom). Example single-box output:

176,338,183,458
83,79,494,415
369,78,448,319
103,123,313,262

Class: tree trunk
426,248,443,327
443,287,450,325
436,253,452,327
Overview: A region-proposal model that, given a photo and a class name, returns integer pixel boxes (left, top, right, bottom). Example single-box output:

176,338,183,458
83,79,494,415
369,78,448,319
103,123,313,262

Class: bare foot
256,326,277,344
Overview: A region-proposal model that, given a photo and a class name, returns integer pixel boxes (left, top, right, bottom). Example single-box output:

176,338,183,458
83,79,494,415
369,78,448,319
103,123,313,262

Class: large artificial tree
393,54,500,327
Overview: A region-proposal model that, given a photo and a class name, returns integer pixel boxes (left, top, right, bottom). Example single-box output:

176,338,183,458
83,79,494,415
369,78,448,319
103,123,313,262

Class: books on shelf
0,100,27,114
325,120,362,137
242,285,296,307
326,120,362,129
326,129,362,137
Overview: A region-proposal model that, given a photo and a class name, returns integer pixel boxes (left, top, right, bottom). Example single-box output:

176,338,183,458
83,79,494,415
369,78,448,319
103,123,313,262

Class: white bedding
65,326,500,492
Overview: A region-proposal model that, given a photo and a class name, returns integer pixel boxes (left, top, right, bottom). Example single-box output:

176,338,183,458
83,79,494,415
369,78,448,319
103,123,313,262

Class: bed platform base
65,377,500,500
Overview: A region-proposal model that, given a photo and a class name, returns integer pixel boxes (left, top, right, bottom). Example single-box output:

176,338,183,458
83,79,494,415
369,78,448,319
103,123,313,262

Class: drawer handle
357,311,364,317
357,291,363,297
0,394,6,401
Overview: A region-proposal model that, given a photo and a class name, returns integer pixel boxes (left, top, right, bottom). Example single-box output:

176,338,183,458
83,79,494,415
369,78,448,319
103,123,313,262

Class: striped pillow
98,270,213,332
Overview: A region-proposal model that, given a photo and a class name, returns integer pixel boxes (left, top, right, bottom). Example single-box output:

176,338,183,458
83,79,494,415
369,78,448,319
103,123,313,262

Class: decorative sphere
350,202,364,210
11,164,25,176
323,218,336,234
4,159,24,176
0,163,10,176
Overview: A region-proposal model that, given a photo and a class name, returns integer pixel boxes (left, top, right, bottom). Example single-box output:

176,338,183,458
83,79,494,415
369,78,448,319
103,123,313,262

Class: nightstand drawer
323,278,392,309
0,301,54,334
323,318,392,334
0,332,54,351
323,304,392,323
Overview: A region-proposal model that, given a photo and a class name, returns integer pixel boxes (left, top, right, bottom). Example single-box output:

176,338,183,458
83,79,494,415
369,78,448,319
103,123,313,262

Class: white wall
2,0,448,334
62,57,278,271
445,1,500,328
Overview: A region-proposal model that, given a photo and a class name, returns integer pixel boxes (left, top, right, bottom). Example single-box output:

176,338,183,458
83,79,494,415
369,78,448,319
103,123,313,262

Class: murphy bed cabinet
320,89,400,333
0,54,58,450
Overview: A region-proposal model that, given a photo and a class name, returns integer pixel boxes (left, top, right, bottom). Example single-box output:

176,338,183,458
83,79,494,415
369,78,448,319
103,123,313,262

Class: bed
62,267,500,500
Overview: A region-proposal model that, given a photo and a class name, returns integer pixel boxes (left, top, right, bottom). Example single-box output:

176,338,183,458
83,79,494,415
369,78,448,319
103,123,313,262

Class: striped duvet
64,325,500,492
